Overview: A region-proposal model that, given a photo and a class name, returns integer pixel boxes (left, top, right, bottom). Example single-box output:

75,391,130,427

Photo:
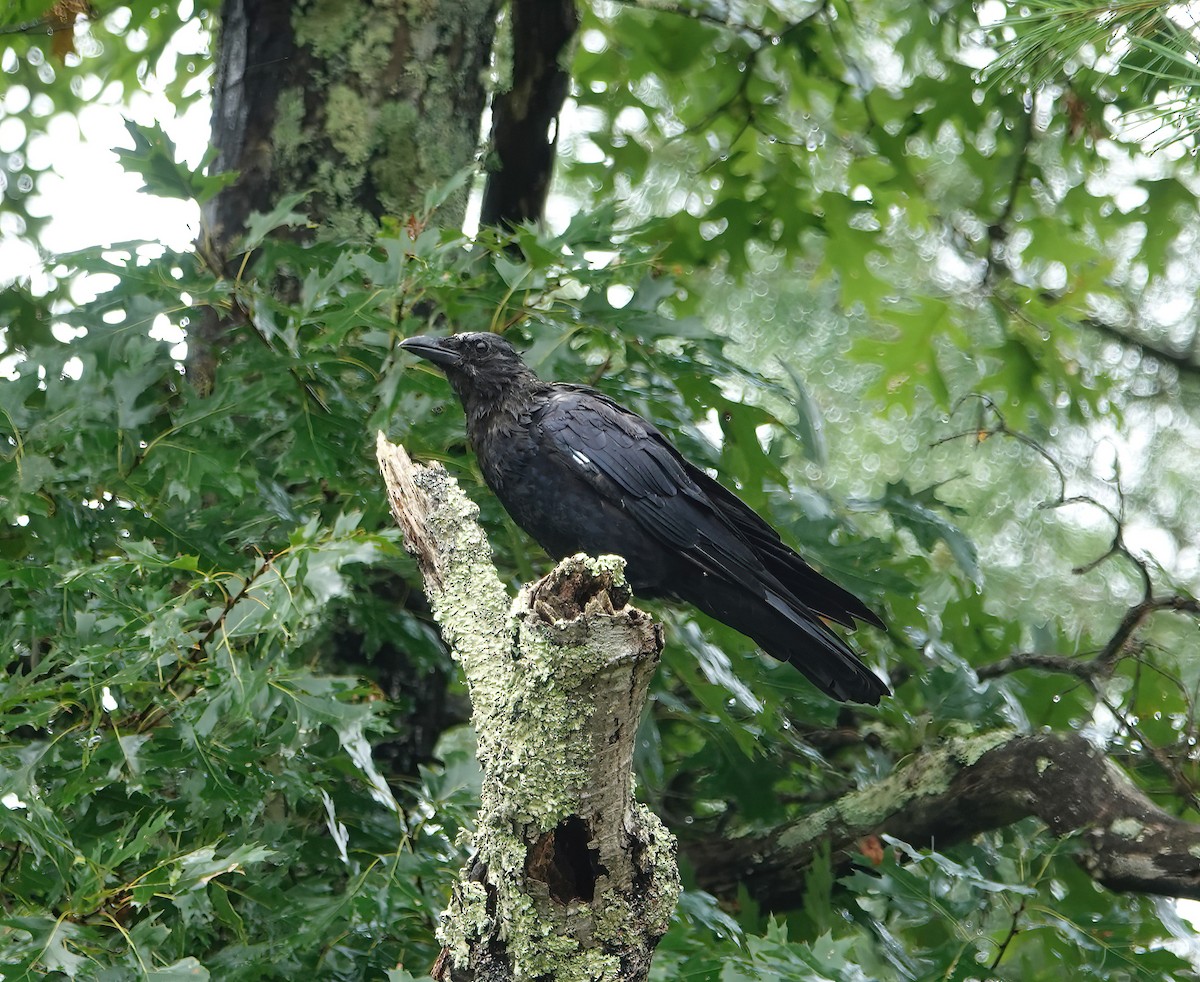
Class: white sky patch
2,791,28,810
1,18,210,288
606,283,634,308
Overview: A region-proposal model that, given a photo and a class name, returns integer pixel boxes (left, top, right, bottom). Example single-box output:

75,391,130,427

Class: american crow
399,332,889,704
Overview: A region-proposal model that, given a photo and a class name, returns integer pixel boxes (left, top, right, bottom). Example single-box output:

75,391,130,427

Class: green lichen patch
437,878,492,966
279,0,493,238
325,84,376,166
579,553,628,589
952,729,1017,768
293,0,363,60
1110,817,1144,840
781,731,1021,853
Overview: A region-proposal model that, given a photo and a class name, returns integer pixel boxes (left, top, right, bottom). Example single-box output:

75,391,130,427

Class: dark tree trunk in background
201,0,297,253
480,0,579,227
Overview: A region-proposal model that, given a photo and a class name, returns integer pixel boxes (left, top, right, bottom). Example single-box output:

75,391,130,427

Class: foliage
0,0,215,247
3,0,1200,979
989,1,1200,149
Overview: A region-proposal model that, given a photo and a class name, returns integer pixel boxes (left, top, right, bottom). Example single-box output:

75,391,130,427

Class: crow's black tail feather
684,576,889,704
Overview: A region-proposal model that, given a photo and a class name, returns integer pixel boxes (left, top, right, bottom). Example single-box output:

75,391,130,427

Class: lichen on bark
270,0,499,239
377,437,680,981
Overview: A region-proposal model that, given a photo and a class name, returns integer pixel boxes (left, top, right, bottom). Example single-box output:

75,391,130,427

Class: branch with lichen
688,730,1200,907
376,435,680,982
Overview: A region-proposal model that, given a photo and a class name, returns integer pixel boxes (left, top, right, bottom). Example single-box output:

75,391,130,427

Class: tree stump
377,435,680,982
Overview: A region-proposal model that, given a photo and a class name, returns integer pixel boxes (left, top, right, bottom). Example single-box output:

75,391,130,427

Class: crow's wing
536,384,879,628
535,387,772,582
679,459,884,628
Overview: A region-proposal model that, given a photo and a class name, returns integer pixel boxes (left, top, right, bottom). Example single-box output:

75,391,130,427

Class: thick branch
690,731,1200,907
376,436,679,982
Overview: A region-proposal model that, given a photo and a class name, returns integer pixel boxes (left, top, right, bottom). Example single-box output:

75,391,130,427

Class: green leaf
1,1,58,27
147,958,211,981
422,163,479,215
854,480,982,587
113,119,237,203
776,358,827,465
241,191,313,252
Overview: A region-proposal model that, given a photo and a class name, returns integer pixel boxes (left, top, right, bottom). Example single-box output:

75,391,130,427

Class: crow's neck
457,372,546,439
460,376,545,495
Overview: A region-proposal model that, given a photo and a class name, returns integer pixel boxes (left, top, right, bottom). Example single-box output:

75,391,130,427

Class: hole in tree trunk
525,815,606,903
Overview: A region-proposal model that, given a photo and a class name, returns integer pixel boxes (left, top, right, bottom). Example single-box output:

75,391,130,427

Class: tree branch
376,436,679,982
1082,314,1200,378
984,105,1033,286
689,731,1200,907
977,594,1200,682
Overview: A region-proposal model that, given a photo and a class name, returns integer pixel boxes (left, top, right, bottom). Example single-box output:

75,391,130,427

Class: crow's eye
473,340,488,354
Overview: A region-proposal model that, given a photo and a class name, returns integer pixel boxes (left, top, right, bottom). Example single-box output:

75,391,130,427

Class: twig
976,650,1097,681
978,594,1200,683
0,19,48,36
985,106,1034,286
937,396,1157,597
988,896,1028,972
131,554,278,731
678,1,831,154
934,394,1066,500
1098,687,1200,812
1096,595,1200,674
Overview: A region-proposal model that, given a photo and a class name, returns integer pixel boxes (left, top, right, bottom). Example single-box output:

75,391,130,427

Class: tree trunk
378,437,680,982
205,0,499,248
479,0,578,227
192,0,501,388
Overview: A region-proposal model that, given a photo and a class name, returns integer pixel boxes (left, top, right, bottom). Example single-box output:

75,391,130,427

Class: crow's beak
399,335,461,369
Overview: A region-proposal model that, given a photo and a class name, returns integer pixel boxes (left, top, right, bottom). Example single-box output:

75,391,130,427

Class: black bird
399,332,889,704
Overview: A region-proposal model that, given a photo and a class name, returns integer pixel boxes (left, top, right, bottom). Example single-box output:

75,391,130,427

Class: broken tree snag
376,435,680,982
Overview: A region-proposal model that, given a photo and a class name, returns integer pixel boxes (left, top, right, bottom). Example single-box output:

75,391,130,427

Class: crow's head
400,332,539,407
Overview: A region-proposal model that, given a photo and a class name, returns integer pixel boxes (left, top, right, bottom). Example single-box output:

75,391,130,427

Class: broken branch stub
376,434,680,982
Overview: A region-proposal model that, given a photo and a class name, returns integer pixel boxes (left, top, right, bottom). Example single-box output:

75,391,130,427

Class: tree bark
377,436,680,982
192,0,501,389
206,0,499,250
689,730,1200,907
480,0,579,228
